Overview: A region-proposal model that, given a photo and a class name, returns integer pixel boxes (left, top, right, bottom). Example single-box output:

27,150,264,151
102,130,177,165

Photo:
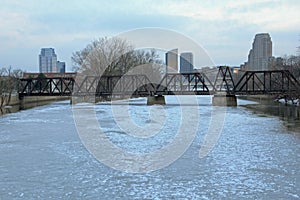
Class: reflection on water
242,98,300,133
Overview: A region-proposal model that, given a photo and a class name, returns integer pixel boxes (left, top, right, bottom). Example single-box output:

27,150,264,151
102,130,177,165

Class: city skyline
180,52,194,73
246,33,273,70
0,0,299,72
166,49,178,73
39,48,57,73
39,48,66,73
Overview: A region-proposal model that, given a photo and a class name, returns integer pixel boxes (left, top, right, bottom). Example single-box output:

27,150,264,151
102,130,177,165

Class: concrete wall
0,94,69,108
212,94,237,106
0,94,19,107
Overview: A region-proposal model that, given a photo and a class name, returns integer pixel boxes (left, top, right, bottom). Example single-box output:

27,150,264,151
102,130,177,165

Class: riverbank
238,95,300,133
0,94,70,115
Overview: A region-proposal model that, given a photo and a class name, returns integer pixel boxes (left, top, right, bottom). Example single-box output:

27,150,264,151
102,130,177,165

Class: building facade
246,33,272,71
166,49,178,73
180,52,194,73
57,61,66,73
39,48,58,73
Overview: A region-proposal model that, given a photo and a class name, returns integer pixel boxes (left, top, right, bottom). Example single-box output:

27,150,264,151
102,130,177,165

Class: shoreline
238,95,300,133
238,95,300,107
0,95,70,115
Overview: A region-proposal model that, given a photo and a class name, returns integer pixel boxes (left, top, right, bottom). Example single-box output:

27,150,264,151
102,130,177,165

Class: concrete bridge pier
71,96,95,104
147,95,166,105
19,96,25,110
212,93,237,106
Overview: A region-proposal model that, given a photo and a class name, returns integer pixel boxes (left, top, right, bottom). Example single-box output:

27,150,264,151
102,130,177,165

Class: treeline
0,67,23,107
273,54,300,79
270,54,300,103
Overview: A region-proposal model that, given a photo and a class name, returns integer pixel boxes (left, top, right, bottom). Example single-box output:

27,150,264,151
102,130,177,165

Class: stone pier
147,95,166,105
212,93,237,106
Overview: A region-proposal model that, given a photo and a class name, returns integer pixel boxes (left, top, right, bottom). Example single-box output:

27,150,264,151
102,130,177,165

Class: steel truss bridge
18,67,300,100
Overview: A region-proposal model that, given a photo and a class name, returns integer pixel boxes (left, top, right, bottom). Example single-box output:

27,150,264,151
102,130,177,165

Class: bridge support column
71,96,95,104
19,96,25,110
147,95,166,105
212,94,237,106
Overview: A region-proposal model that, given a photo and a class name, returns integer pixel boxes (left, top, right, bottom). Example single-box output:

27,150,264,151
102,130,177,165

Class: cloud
227,1,300,31
0,11,31,49
144,0,300,32
0,0,299,70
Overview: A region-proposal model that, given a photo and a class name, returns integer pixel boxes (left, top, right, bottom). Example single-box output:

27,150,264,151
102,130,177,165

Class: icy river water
0,96,299,199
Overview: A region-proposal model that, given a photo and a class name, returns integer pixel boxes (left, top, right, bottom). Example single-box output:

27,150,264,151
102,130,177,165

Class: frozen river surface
0,96,299,199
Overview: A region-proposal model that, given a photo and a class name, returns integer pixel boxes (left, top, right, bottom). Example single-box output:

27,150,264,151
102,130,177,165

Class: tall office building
180,52,193,73
57,61,66,73
166,49,178,73
39,48,58,73
246,33,272,70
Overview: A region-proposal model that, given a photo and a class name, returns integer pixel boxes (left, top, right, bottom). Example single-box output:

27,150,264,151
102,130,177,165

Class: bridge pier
71,96,95,104
212,93,237,106
147,95,166,105
19,96,25,110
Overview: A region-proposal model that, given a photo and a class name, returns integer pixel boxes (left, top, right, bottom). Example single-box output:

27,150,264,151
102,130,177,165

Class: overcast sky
0,0,299,72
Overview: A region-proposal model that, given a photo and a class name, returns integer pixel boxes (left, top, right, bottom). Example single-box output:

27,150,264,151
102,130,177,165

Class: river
0,96,299,199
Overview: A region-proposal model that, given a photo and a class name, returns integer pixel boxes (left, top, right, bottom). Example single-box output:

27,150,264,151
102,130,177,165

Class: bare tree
71,37,162,76
0,67,23,107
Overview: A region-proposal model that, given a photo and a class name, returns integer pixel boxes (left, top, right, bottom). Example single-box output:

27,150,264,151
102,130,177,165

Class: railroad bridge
18,66,300,106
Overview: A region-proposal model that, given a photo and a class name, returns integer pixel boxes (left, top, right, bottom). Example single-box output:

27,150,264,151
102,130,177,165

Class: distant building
180,52,194,73
269,56,284,69
166,49,178,73
39,48,66,73
57,61,66,73
275,57,284,67
232,66,240,74
246,33,272,70
39,48,57,73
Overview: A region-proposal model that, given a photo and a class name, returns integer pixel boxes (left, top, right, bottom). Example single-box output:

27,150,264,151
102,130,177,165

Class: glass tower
247,33,272,70
39,48,58,73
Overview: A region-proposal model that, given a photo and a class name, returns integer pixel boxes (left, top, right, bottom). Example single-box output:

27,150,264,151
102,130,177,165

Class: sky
0,0,299,72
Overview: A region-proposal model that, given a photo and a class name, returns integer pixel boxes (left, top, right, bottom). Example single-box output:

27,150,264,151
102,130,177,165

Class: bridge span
18,67,300,106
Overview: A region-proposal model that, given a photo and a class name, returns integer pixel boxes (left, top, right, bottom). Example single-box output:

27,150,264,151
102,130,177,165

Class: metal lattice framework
214,66,235,94
18,67,300,99
156,72,215,95
73,75,155,97
234,70,300,96
18,77,74,97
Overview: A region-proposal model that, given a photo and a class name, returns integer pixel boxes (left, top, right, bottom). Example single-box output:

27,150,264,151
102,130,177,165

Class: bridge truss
18,67,300,100
18,77,74,97
234,70,300,98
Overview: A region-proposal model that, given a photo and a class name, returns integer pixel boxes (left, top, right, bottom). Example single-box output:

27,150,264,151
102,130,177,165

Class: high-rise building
180,52,193,73
57,61,66,73
246,33,272,70
166,49,178,73
39,48,58,73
